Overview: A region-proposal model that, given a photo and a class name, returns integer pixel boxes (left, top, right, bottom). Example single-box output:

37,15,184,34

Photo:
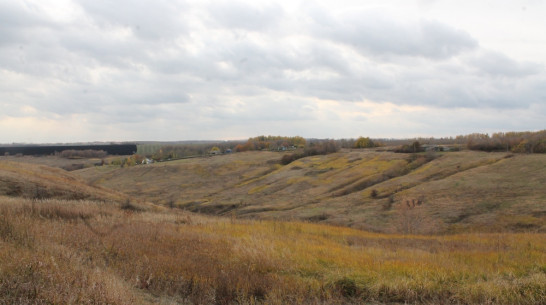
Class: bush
333,277,358,298
281,154,297,165
394,141,423,153
354,137,375,148
280,140,339,165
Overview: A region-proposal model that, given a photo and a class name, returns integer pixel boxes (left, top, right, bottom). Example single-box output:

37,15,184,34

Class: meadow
76,150,546,234
1,197,544,304
1,148,545,304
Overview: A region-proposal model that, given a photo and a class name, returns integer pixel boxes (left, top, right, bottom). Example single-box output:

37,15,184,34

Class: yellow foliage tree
354,137,375,148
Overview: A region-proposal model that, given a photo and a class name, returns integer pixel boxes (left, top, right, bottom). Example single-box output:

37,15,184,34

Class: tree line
58,149,108,159
133,130,546,164
0,144,136,156
346,130,546,154
234,136,306,152
463,130,546,153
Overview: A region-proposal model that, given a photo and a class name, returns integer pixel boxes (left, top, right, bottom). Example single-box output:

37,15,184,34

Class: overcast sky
1,0,545,143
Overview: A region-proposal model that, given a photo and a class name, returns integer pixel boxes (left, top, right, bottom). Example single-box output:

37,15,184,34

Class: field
1,197,544,304
75,149,546,234
1,149,545,304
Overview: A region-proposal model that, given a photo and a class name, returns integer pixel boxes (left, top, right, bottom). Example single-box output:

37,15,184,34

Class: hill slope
76,150,546,233
1,197,544,304
0,161,127,202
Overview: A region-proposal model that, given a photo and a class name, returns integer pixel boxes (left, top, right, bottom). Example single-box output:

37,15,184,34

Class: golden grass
0,160,127,202
1,197,544,304
249,184,271,194
71,150,546,234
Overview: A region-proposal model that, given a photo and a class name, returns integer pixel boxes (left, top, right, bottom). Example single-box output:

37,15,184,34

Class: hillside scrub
281,140,340,165
1,197,545,304
394,141,425,153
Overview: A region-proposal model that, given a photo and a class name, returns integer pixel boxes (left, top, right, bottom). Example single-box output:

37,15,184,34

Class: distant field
76,149,546,234
1,197,544,304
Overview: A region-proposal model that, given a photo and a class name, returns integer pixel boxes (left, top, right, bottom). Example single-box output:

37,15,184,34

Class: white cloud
0,0,545,143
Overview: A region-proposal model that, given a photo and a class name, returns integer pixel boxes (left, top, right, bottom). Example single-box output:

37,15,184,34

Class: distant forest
384,130,546,153
2,130,544,159
135,130,546,161
0,144,137,156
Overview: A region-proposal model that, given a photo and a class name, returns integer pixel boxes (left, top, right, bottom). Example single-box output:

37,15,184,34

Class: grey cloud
311,9,478,60
0,2,51,46
208,1,284,31
206,96,316,122
468,50,542,77
1,0,545,143
390,64,546,109
74,0,188,40
269,50,546,110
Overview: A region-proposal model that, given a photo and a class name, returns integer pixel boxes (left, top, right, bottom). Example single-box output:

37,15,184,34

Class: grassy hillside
1,197,544,304
77,150,546,234
2,151,545,304
0,160,128,202
0,154,128,171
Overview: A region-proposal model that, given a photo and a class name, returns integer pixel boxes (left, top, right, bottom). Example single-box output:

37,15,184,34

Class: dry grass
75,150,546,234
0,160,128,202
1,196,545,304
0,154,124,170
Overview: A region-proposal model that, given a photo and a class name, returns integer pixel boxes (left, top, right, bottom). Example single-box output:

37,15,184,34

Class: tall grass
1,196,545,304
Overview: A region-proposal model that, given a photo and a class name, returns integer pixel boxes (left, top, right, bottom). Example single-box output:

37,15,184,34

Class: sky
1,0,545,143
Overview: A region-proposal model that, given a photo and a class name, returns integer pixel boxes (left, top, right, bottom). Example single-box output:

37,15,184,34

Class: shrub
280,140,340,165
120,200,146,212
62,164,85,171
333,277,358,298
394,141,423,153
281,154,297,165
354,137,375,148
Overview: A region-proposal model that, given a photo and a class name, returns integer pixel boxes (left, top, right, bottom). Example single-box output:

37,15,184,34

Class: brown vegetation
280,140,339,165
0,161,127,202
235,135,306,152
1,197,544,304
394,141,424,153
464,130,546,153
1,143,545,304
75,149,546,234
